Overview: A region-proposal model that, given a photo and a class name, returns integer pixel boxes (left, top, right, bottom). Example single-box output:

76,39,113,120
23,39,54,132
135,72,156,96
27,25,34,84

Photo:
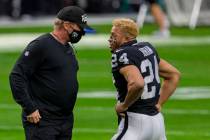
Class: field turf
0,24,210,140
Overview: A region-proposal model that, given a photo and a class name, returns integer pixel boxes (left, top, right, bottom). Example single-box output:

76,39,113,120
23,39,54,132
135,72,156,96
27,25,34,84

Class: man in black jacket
9,6,93,140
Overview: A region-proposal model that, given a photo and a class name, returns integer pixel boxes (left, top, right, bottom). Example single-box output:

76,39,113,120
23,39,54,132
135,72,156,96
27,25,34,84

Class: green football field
0,24,210,140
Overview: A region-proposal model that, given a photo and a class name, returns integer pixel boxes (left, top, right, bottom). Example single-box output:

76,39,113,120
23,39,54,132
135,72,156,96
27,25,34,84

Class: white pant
111,112,167,140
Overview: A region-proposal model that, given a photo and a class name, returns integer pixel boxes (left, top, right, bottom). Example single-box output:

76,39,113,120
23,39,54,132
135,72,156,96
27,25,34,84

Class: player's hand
155,103,162,112
27,109,41,124
115,102,128,117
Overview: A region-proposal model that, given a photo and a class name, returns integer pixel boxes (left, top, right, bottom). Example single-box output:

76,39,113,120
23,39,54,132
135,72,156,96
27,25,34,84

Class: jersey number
112,53,129,68
140,56,160,99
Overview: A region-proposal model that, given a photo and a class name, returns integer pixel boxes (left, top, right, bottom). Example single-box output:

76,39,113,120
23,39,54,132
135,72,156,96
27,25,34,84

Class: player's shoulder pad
134,41,156,52
115,48,125,53
133,41,153,48
115,46,138,57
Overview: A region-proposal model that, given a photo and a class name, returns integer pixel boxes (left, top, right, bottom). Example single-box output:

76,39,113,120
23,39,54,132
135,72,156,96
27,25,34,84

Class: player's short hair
54,18,64,29
112,18,139,38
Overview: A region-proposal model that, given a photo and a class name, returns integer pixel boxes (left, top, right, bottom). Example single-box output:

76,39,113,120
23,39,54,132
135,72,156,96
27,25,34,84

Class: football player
109,18,180,140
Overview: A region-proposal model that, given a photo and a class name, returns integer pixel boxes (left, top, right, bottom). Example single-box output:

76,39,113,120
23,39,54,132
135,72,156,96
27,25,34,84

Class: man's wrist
121,102,129,110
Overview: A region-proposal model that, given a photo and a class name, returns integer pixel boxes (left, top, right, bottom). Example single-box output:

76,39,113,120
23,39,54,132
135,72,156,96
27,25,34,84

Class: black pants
22,114,74,140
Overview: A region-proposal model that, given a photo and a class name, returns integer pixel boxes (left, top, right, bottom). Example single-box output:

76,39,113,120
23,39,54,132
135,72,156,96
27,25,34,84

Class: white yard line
0,34,210,52
2,86,209,100
0,88,209,107
0,105,210,115
79,86,210,99
0,125,209,136
163,109,210,115
0,86,209,110
76,107,210,115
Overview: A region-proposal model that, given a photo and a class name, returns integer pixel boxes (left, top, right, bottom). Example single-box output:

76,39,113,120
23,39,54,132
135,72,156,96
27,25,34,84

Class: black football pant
22,114,73,140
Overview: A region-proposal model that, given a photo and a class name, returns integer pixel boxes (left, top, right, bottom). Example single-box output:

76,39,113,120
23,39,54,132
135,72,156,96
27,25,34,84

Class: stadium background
0,0,210,139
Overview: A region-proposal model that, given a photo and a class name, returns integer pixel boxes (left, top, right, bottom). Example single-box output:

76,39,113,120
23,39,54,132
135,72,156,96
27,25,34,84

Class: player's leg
111,117,126,140
125,112,165,140
138,113,154,139
150,3,166,31
159,113,167,140
57,116,74,140
23,121,58,140
57,131,72,140
147,0,170,38
111,112,142,140
121,112,142,140
111,112,166,140
22,112,63,140
138,112,167,140
111,114,130,140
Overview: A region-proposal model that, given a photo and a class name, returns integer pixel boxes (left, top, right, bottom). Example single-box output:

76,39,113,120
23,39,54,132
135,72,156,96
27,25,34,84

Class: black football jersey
111,40,161,116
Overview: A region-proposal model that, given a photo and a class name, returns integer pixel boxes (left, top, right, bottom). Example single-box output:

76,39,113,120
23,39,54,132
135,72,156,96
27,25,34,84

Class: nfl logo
24,51,29,56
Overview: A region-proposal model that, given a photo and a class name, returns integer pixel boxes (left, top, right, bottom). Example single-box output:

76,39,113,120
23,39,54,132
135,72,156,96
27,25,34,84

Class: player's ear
63,22,70,30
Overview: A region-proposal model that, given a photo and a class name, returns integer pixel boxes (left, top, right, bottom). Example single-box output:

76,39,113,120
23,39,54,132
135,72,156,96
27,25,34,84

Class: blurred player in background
137,0,170,38
108,18,180,140
9,6,93,140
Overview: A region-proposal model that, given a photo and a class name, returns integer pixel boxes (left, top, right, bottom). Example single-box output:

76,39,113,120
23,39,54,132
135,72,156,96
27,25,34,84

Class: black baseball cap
57,6,94,33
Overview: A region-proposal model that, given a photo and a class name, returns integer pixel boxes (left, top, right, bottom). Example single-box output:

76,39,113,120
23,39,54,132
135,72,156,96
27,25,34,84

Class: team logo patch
81,14,87,23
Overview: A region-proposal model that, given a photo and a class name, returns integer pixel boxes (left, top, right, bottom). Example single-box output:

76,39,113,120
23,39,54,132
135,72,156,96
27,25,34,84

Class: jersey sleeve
9,40,44,115
112,48,139,71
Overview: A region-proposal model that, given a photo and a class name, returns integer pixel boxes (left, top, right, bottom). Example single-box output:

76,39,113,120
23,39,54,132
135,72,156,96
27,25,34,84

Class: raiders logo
81,14,87,23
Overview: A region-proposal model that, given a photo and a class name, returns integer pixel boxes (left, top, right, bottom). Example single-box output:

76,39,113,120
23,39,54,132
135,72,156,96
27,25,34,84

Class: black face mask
69,30,84,44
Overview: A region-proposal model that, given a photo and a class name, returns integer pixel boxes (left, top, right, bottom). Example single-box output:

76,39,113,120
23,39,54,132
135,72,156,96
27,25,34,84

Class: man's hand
115,102,128,117
27,109,41,124
155,103,162,112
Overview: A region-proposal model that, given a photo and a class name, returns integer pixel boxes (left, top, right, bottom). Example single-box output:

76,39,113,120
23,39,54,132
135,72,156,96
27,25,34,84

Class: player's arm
116,65,144,114
156,58,181,111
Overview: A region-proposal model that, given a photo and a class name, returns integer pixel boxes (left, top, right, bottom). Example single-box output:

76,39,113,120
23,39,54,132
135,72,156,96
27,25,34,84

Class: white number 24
140,56,160,99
